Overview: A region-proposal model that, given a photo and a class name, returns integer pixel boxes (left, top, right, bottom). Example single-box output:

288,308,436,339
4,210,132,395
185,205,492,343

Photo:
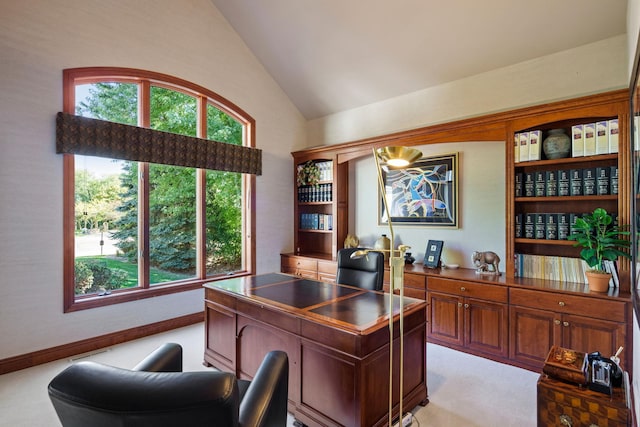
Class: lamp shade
376,146,422,167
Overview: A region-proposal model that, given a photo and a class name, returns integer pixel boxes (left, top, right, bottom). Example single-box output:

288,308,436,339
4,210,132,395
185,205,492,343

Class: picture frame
423,240,444,268
379,152,458,227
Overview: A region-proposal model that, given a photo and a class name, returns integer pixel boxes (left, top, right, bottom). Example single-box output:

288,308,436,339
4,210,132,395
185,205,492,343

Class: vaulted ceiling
211,0,627,119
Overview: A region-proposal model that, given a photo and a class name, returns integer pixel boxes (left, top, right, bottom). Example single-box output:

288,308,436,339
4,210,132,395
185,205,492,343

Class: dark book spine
545,214,558,240
515,213,523,238
570,169,583,196
557,213,570,240
582,168,596,196
569,213,581,236
535,171,546,197
535,213,546,240
524,172,535,197
558,169,570,196
596,167,610,195
515,173,523,197
545,170,558,197
524,213,535,239
610,166,618,195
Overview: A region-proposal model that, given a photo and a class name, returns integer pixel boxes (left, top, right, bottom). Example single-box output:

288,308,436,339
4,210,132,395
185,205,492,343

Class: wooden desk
203,273,428,427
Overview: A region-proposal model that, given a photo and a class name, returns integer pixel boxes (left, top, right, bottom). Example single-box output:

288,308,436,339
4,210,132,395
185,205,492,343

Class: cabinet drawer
317,260,337,274
510,288,625,323
427,277,508,303
384,271,426,290
281,256,317,271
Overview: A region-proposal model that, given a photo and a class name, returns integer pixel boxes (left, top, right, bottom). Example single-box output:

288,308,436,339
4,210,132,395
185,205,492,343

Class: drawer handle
460,286,466,291
458,302,462,307
563,321,569,327
464,303,469,309
554,319,561,325
558,301,566,307
559,414,573,427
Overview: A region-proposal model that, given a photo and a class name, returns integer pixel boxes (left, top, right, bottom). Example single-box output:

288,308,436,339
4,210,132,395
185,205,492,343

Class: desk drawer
317,260,337,274
428,277,507,303
510,288,625,322
281,255,317,272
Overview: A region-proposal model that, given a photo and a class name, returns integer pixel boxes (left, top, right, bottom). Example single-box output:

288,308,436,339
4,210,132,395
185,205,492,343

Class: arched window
61,67,257,311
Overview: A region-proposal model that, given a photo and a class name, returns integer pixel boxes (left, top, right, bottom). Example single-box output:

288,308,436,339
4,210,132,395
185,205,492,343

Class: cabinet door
464,297,508,358
509,305,560,370
204,301,236,372
427,291,463,347
561,314,626,359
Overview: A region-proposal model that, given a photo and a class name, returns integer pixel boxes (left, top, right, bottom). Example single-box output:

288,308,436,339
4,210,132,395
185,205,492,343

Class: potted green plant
297,161,320,187
567,207,631,292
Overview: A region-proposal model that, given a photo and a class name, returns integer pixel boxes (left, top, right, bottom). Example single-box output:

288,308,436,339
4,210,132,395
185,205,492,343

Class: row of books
298,183,333,203
515,212,585,240
299,213,333,231
515,166,618,198
314,160,333,182
514,119,618,162
514,254,620,287
571,120,619,157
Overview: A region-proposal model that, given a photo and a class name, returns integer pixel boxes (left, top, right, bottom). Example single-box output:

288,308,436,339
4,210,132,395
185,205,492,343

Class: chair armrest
239,350,289,427
133,343,183,372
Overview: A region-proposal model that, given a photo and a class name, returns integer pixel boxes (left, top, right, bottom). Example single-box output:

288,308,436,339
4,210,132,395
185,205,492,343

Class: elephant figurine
472,251,501,275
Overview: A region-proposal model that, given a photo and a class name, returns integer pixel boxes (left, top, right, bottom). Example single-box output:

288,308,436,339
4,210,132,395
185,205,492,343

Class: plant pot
585,270,612,292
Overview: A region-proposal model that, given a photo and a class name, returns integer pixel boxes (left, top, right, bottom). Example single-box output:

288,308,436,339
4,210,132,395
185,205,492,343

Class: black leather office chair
48,343,288,427
336,247,385,291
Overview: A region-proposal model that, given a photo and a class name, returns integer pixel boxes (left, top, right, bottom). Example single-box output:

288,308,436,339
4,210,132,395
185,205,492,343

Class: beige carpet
0,323,538,426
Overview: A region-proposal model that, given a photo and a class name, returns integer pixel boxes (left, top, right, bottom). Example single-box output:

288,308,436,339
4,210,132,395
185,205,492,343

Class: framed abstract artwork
379,152,458,227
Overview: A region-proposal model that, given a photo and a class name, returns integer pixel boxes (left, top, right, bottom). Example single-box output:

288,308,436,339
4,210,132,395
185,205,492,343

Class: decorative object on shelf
350,145,422,427
379,152,458,227
374,234,391,260
542,128,571,159
472,250,501,275
567,207,630,292
423,240,444,268
404,252,415,265
344,234,359,249
296,160,320,187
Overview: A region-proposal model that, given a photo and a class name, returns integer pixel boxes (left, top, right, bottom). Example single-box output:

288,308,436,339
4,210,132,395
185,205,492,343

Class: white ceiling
211,0,627,120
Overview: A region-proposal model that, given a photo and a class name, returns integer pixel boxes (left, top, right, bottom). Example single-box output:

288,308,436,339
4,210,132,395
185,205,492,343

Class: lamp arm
374,147,408,425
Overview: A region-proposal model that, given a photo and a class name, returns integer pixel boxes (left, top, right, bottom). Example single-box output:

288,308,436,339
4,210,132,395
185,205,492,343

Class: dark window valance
56,112,262,175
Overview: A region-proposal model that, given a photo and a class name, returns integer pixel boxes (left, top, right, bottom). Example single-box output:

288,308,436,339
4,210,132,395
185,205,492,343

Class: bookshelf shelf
298,229,333,234
515,238,574,246
515,195,617,203
507,91,629,289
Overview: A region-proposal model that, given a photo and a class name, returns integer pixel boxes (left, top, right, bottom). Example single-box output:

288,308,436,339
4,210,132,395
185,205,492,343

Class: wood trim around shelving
0,312,203,374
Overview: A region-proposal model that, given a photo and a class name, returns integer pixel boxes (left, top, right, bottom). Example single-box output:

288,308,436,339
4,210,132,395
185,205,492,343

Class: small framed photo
423,240,444,268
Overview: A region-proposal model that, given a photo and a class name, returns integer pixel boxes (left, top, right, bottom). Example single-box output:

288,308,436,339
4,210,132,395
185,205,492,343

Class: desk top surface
204,273,426,331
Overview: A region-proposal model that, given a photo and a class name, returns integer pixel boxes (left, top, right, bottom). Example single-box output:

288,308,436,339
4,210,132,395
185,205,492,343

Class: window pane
149,87,197,284
74,83,139,295
206,170,242,275
206,104,243,275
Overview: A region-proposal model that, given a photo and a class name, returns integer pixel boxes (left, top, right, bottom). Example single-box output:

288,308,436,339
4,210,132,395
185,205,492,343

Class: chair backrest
48,363,239,427
336,247,384,291
48,344,289,427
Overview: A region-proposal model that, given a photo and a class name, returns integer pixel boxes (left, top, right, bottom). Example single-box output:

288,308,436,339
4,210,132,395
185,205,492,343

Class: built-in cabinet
506,90,630,285
282,90,633,375
427,276,509,359
509,287,627,371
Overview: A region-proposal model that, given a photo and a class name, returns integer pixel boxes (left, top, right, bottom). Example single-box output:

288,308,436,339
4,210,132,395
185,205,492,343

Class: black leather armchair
336,247,385,291
48,343,288,427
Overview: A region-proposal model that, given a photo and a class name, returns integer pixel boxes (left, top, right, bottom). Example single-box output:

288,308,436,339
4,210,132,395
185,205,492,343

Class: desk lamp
351,146,422,426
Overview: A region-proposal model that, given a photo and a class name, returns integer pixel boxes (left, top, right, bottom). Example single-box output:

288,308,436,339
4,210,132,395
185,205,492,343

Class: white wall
352,142,504,269
308,35,627,147
0,0,304,359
